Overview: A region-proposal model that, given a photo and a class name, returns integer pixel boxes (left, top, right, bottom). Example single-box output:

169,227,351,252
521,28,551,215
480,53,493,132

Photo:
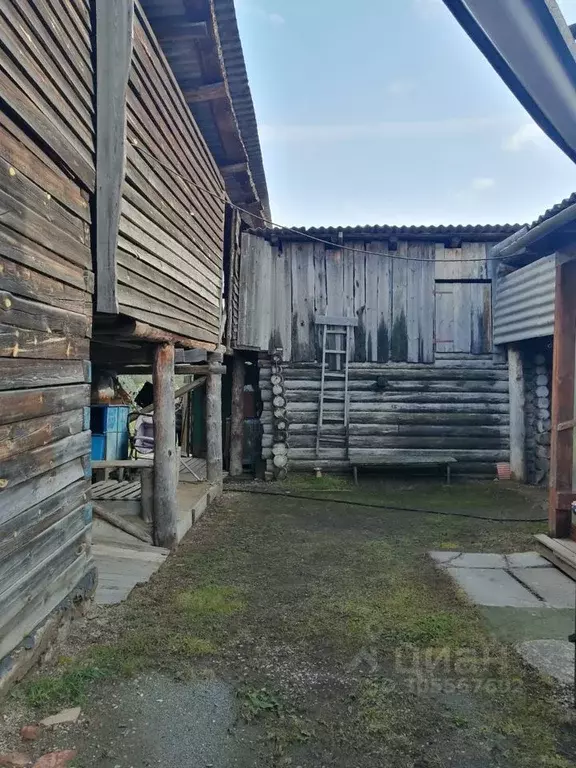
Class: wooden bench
92,460,154,522
349,450,457,485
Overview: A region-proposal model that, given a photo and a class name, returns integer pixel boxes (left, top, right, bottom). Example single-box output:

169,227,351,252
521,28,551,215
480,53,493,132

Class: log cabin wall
116,2,226,349
240,230,514,475
0,0,95,664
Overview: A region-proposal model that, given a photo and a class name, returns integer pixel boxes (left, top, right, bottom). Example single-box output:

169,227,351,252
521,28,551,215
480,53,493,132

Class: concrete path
430,551,576,685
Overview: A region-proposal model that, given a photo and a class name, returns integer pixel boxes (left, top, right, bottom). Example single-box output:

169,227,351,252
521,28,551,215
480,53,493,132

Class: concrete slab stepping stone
446,567,544,608
505,552,551,569
511,567,576,609
516,639,575,685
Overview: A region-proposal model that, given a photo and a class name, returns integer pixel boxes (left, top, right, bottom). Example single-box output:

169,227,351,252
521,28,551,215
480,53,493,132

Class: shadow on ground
3,478,576,768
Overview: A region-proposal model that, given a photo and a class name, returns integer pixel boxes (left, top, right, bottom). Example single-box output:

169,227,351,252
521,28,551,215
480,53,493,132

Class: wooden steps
535,534,576,582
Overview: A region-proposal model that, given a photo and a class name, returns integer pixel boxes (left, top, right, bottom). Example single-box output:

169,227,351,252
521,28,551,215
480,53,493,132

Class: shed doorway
434,280,492,354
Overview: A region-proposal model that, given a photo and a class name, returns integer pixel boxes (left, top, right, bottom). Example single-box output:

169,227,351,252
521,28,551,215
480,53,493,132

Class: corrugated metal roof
530,192,576,227
213,0,270,218
493,255,556,345
252,223,521,241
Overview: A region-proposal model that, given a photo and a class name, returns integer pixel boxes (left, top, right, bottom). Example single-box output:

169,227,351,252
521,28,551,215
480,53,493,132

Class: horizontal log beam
184,81,227,103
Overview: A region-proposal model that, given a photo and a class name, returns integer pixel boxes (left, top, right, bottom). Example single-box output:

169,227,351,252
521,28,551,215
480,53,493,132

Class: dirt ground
2,477,576,768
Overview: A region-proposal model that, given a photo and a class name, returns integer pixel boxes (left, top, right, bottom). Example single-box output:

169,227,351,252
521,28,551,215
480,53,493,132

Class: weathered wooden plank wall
238,236,493,363
0,0,94,661
118,2,226,349
260,356,509,475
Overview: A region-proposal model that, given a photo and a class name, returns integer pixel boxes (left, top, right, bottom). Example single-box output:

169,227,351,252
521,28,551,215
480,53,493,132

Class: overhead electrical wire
128,137,518,264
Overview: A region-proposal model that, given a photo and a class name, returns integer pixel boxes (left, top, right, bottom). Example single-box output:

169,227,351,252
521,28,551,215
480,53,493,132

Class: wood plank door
434,281,492,354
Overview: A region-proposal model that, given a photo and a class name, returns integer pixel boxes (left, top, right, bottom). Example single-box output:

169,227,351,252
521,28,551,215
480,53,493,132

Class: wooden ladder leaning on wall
315,315,359,459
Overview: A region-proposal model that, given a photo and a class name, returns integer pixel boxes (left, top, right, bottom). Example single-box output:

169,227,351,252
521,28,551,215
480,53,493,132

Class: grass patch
21,664,109,709
174,585,245,619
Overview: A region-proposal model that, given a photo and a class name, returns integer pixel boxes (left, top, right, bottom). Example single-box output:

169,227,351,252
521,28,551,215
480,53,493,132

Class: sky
235,0,576,227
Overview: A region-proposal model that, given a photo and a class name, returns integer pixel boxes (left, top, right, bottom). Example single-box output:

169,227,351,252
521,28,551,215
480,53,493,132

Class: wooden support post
229,355,245,477
508,346,526,483
153,343,178,548
206,350,224,484
140,468,154,524
549,257,576,538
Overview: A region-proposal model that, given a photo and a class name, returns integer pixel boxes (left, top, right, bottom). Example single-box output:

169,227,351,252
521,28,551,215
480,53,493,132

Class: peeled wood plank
118,219,221,306
0,503,88,596
0,456,87,524
0,223,90,290
128,55,224,228
0,384,89,426
0,359,89,391
11,0,93,100
43,0,92,69
125,146,222,264
117,282,218,335
117,248,220,322
291,243,315,361
0,116,90,221
0,548,90,660
391,242,408,361
0,256,89,314
123,171,221,273
117,262,219,328
0,430,91,492
0,478,89,558
131,10,222,184
116,300,219,345
0,529,89,656
0,325,89,361
0,7,94,143
0,154,85,240
0,185,91,267
121,198,221,287
0,409,84,461
0,292,89,336
125,109,223,257
0,56,94,190
0,45,93,160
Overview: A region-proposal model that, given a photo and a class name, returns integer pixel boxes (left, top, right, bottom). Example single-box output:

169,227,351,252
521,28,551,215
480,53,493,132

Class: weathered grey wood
0,359,90,391
0,384,89,426
0,430,90,492
95,0,134,313
93,503,152,545
314,314,359,327
0,409,84,461
206,350,223,483
92,459,153,469
140,467,154,524
229,355,245,476
508,347,526,482
153,342,178,548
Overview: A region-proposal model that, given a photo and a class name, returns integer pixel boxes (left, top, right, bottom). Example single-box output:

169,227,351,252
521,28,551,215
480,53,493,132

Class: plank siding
239,237,491,363
0,0,94,666
117,5,225,347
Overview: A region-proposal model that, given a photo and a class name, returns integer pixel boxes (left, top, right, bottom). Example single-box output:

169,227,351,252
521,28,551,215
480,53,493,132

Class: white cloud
268,12,285,24
386,79,416,96
471,177,495,191
503,123,549,151
260,116,513,144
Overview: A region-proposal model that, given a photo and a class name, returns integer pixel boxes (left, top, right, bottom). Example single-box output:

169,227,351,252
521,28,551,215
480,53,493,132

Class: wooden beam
140,377,206,414
95,0,134,313
184,81,227,103
153,343,178,548
153,21,209,40
124,321,218,351
229,355,245,476
508,347,526,482
206,350,224,483
549,257,576,537
220,162,249,176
